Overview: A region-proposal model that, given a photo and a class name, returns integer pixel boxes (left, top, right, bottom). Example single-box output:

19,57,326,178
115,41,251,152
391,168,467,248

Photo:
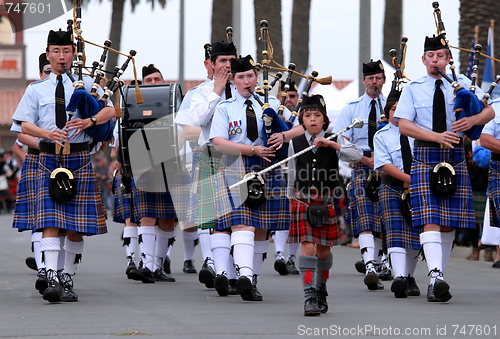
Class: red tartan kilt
288,196,340,247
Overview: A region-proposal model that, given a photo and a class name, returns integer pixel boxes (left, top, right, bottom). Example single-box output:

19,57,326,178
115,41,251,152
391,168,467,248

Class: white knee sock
155,228,175,271
57,235,66,271
63,238,84,276
405,248,420,277
138,226,156,271
166,227,177,258
227,255,237,280
287,242,300,261
198,229,213,262
123,226,138,259
388,247,406,278
40,237,61,272
373,236,383,264
358,234,376,272
231,231,254,279
273,230,288,258
211,233,231,275
420,231,443,284
253,239,269,277
441,230,455,274
182,229,198,261
31,232,44,269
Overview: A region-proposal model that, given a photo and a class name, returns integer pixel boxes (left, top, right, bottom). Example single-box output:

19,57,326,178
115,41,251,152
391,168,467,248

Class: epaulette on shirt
345,96,363,105
374,122,391,137
29,78,49,87
218,96,237,106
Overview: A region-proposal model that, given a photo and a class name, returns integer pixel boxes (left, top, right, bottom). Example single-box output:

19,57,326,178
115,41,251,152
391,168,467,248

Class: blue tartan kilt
487,160,500,228
379,184,420,250
348,163,381,236
112,172,138,224
215,154,290,231
12,154,38,231
34,152,107,235
410,146,475,229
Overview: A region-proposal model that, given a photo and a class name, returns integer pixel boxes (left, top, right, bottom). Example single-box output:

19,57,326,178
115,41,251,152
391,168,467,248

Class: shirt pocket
414,100,433,115
39,97,55,108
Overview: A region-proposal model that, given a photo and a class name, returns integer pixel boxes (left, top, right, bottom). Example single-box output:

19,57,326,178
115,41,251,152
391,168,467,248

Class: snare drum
119,83,186,191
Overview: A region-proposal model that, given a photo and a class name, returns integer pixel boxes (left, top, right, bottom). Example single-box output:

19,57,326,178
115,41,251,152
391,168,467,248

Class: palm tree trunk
106,0,125,72
254,0,283,67
211,0,232,43
383,0,402,67
290,0,311,75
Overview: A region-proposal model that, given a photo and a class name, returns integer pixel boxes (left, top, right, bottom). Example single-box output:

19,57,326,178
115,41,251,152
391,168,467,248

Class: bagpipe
432,1,500,141
49,0,141,202
249,20,332,158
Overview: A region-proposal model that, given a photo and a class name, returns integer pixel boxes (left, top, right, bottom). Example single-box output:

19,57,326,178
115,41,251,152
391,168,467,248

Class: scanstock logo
3,0,74,31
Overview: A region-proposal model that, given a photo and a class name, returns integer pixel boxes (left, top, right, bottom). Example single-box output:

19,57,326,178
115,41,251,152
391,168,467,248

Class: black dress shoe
355,260,366,274
183,260,197,273
390,277,407,298
153,268,175,282
163,256,171,274
236,276,253,300
42,269,62,303
378,266,393,281
492,260,500,268
427,283,452,302
316,285,328,314
274,258,288,275
286,259,300,274
25,257,37,271
198,258,216,286
304,289,321,316
405,276,420,296
125,256,137,276
35,268,48,295
228,279,238,295
214,274,229,296
364,271,379,290
59,273,78,302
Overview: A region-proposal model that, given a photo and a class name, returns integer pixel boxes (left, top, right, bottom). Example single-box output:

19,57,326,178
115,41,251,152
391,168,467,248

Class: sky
22,0,460,84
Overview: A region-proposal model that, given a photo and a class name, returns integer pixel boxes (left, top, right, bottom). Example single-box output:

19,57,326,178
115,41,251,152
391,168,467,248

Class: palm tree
211,0,232,43
105,0,167,72
383,0,402,67
458,0,500,82
290,0,311,75
254,0,283,67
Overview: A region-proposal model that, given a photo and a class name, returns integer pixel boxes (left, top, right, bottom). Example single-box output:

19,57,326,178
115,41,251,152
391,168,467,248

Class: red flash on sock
322,270,329,281
304,271,313,285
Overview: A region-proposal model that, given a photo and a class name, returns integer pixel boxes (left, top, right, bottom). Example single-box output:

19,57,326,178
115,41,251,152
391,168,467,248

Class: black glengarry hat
230,55,255,74
300,94,327,112
39,53,50,73
279,80,298,92
142,64,162,79
363,59,385,77
387,89,401,102
47,29,73,46
424,33,449,52
210,41,237,57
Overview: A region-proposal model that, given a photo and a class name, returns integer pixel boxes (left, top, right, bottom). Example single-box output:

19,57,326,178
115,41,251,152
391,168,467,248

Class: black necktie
310,135,317,153
55,74,66,129
400,134,412,174
368,99,377,150
245,100,258,142
225,83,232,99
433,79,446,133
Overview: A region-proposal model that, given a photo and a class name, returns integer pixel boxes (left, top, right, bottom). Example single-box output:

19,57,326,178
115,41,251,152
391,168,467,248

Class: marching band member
210,55,301,301
189,41,238,296
273,80,300,275
395,34,494,302
332,60,387,291
12,29,115,303
287,94,362,315
374,89,421,298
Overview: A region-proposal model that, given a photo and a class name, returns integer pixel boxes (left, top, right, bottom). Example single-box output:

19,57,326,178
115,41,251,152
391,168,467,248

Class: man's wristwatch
90,116,97,126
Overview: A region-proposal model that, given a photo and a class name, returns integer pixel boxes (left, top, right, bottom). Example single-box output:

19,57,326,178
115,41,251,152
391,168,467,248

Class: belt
201,145,223,159
39,142,89,154
414,138,463,148
27,147,40,155
381,174,404,188
492,153,500,161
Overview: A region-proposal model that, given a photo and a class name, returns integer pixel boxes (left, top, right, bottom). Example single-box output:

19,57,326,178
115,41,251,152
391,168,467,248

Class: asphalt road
0,211,498,339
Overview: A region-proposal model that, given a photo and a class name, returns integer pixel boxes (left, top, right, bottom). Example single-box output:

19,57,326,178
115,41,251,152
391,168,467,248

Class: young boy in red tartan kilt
287,95,363,316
